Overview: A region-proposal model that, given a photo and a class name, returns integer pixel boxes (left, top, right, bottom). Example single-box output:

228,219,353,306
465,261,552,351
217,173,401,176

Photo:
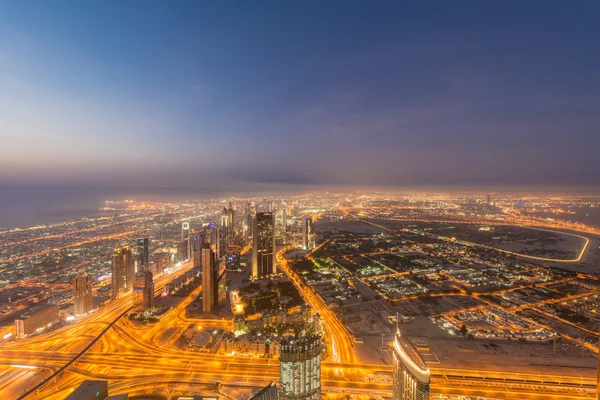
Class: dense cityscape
0,193,599,399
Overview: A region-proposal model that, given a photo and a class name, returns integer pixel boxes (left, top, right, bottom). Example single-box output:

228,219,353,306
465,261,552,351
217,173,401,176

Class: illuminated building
15,304,59,339
252,211,276,278
133,270,154,313
181,221,190,241
250,382,278,400
391,329,430,400
201,244,217,313
112,245,134,297
136,237,149,271
302,216,313,250
217,262,227,305
281,201,287,231
191,232,203,268
227,201,235,244
279,335,321,400
65,380,108,400
73,269,93,316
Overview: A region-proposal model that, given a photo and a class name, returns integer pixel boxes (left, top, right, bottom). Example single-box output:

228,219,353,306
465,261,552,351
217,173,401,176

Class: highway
0,223,598,399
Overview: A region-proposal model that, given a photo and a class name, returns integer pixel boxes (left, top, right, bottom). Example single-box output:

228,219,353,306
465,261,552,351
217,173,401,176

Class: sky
0,1,599,191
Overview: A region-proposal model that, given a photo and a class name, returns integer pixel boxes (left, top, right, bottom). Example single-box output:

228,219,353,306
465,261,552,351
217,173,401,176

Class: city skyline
1,2,600,400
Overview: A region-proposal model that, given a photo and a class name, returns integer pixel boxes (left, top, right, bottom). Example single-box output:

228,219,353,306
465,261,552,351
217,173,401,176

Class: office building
191,232,203,268
112,245,135,297
65,380,108,400
252,212,276,278
73,269,93,316
302,216,313,250
279,335,321,400
136,237,149,271
249,382,278,400
391,329,430,400
201,244,217,314
281,201,287,231
181,221,190,241
133,270,154,313
227,201,235,243
15,304,59,339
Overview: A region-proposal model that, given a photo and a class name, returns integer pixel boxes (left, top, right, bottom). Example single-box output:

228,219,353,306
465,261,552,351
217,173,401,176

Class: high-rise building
202,244,217,314
191,232,203,268
302,216,313,250
279,335,321,400
133,270,154,313
136,237,149,271
252,212,276,278
181,221,190,242
391,329,430,400
281,201,287,231
112,245,134,297
73,269,93,316
227,201,235,243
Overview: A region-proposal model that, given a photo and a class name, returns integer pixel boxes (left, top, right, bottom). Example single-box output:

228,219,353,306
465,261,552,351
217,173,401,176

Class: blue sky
0,1,599,189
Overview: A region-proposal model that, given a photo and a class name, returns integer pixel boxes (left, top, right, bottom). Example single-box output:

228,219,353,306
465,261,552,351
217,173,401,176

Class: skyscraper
181,222,190,242
391,329,430,400
227,201,235,242
279,335,321,400
302,216,313,250
72,269,93,316
281,201,287,231
133,270,154,313
252,212,276,278
136,237,149,271
201,244,217,314
191,232,203,268
112,245,134,297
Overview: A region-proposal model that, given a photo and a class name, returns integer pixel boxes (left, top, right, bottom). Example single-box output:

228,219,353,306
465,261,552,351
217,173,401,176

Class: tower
279,335,322,400
72,269,93,316
227,202,235,244
391,328,430,400
252,212,276,278
302,216,313,250
201,244,217,314
136,237,149,271
112,245,134,297
281,201,287,231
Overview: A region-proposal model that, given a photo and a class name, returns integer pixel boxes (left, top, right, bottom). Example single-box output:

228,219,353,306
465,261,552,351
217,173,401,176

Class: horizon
1,1,599,189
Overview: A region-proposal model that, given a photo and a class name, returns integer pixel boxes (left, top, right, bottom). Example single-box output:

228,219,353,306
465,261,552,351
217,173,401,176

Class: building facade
136,237,150,271
112,245,134,297
202,244,217,313
302,216,313,250
391,329,430,400
279,335,321,400
73,269,93,316
15,304,59,339
252,212,276,278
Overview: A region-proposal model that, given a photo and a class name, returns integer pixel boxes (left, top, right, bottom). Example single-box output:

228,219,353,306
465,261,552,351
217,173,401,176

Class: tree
459,324,468,336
